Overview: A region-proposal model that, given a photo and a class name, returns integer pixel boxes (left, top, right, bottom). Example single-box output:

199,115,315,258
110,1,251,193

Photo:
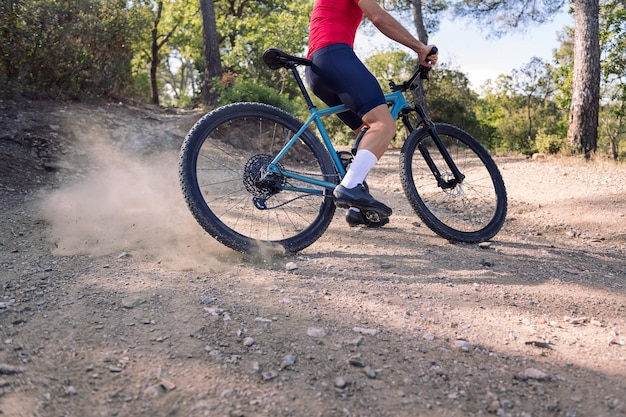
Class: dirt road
1,101,625,417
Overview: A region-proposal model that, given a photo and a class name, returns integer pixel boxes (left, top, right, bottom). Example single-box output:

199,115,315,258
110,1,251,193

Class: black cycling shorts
305,43,386,131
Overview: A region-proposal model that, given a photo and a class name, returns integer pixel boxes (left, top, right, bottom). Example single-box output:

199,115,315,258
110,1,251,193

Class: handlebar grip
426,46,438,65
419,46,438,80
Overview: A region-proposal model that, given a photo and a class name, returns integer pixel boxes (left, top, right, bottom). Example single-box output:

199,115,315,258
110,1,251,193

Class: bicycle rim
400,123,507,242
179,103,336,254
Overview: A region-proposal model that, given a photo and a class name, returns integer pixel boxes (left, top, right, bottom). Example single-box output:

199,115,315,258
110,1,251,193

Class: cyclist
305,0,438,227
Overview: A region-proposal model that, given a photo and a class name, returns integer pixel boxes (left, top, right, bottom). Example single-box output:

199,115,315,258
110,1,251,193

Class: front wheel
400,123,507,243
179,102,337,255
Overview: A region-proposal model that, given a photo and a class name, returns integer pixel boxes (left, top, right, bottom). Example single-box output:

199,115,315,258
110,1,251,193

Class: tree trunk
606,111,622,161
200,0,222,105
411,0,429,44
150,1,163,106
150,29,160,105
567,0,600,159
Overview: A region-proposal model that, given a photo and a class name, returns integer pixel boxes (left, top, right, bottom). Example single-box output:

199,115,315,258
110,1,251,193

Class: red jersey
307,0,363,58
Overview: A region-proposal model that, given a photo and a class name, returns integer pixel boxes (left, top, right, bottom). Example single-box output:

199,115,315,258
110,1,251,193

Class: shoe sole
347,216,390,228
334,198,392,218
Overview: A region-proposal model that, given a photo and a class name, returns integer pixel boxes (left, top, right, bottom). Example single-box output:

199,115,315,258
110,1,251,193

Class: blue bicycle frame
265,90,411,196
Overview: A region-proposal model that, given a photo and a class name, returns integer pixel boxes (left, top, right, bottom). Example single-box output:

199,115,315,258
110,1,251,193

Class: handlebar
389,46,438,93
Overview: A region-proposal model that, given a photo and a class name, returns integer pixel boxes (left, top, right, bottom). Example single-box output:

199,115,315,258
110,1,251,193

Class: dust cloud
39,134,234,272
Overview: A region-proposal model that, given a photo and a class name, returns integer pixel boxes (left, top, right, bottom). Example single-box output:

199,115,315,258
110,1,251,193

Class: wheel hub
243,154,286,198
439,171,463,197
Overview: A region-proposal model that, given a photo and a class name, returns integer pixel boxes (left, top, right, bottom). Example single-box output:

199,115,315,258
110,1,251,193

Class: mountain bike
178,48,507,255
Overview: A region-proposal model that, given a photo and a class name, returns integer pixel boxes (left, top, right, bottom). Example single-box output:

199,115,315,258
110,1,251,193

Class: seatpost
290,66,316,110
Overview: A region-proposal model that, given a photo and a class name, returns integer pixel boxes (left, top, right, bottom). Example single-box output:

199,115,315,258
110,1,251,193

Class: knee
383,117,397,138
372,116,396,140
363,106,397,140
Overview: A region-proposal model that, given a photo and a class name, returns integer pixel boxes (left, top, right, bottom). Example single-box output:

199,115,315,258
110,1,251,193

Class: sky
354,9,574,90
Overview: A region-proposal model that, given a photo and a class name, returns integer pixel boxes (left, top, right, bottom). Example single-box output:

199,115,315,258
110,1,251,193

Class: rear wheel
179,102,337,254
400,123,507,242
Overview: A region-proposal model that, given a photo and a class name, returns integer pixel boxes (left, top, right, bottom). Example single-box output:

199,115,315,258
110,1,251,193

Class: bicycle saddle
263,48,312,70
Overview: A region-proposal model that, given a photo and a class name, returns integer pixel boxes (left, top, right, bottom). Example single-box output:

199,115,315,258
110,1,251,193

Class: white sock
341,149,377,189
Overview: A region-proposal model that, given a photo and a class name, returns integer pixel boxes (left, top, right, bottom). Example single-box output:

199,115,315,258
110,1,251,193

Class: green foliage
365,50,417,87
454,0,564,37
600,0,626,85
0,0,137,99
216,79,297,114
134,0,201,104
552,3,625,160
475,57,569,155
131,72,152,102
150,0,312,107
599,0,626,160
425,63,484,138
552,27,575,111
363,51,488,147
4,0,620,164
217,0,312,97
381,0,449,37
535,131,566,154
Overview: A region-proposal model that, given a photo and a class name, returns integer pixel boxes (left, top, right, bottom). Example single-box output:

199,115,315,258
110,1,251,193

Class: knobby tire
179,103,337,255
400,123,507,242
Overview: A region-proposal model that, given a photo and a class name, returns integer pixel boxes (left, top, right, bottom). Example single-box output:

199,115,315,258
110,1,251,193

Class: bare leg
334,104,395,220
357,104,396,159
341,104,396,187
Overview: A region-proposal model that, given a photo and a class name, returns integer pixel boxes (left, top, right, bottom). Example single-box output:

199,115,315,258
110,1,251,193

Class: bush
0,0,136,100
217,79,297,114
535,132,565,154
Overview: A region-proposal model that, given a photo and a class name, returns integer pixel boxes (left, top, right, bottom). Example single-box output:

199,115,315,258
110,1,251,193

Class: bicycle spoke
401,123,507,242
179,103,336,253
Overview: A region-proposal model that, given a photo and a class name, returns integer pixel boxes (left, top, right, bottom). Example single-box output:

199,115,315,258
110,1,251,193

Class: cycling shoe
345,209,390,227
333,184,392,218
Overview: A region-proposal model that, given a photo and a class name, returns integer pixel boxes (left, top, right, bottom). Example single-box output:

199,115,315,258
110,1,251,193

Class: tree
568,0,601,157
147,0,182,105
216,0,312,94
383,0,449,43
510,57,556,141
474,56,566,154
129,0,311,107
599,0,626,160
182,0,312,111
552,26,575,111
477,75,533,152
552,0,624,159
455,0,602,158
199,0,222,105
0,0,22,92
0,0,137,99
163,50,197,105
131,0,194,105
410,0,430,42
365,50,417,85
426,63,482,134
455,0,564,36
602,83,625,160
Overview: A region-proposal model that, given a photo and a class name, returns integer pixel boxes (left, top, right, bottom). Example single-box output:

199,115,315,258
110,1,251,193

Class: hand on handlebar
420,45,438,67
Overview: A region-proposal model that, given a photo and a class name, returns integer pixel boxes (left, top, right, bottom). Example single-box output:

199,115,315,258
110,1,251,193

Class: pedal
364,210,381,223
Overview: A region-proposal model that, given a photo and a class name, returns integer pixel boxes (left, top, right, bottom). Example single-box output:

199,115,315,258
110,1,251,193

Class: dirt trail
0,101,625,417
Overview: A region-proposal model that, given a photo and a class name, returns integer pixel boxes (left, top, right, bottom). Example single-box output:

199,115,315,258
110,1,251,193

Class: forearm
368,10,425,53
358,0,434,63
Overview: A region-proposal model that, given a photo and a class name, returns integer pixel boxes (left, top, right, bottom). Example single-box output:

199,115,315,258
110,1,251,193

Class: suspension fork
407,106,465,189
